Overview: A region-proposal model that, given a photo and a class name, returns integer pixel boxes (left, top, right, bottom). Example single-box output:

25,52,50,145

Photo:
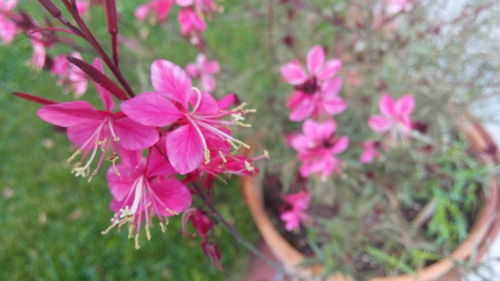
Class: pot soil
242,119,500,281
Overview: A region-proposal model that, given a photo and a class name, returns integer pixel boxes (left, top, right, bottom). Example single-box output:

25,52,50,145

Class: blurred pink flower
38,58,159,178
360,141,381,164
186,54,219,92
280,190,310,231
386,0,411,15
121,60,250,174
30,33,46,70
105,149,192,247
291,119,349,178
135,0,173,22
178,8,206,37
76,0,90,16
281,45,346,121
0,0,18,44
368,94,415,140
50,52,88,97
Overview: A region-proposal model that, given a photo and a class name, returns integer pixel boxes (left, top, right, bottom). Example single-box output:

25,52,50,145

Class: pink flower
37,58,159,178
386,0,411,15
360,141,381,164
368,94,415,140
291,119,349,178
280,190,310,231
30,33,46,70
104,149,192,248
76,0,90,16
178,8,206,37
135,0,173,23
281,45,346,121
0,0,18,44
186,54,219,92
176,0,218,14
51,52,89,97
121,60,251,174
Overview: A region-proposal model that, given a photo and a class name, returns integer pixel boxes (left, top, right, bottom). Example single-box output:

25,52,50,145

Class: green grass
0,1,263,280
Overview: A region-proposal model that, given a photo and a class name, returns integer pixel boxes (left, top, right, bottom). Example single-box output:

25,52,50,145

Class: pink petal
289,97,315,121
299,155,328,177
178,8,206,35
322,95,347,115
395,94,415,116
303,119,336,141
155,0,173,22
290,135,310,152
166,124,205,174
318,59,342,81
135,4,150,21
306,45,325,75
76,1,89,15
175,0,193,6
92,58,115,112
191,91,219,114
72,78,88,97
3,0,17,12
30,36,46,69
113,117,159,151
201,75,216,92
280,211,300,231
151,60,192,108
67,120,102,148
280,60,307,85
217,94,237,110
106,166,134,201
331,136,349,154
186,63,200,77
203,60,220,75
379,94,396,117
0,19,17,44
321,77,343,96
368,115,393,132
51,55,69,75
121,92,181,127
150,178,192,216
147,144,175,177
287,91,306,109
37,101,102,127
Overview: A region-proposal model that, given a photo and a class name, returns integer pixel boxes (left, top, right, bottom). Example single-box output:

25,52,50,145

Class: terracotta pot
241,119,500,281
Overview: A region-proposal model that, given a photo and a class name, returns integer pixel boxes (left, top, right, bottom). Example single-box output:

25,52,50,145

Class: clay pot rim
242,119,500,281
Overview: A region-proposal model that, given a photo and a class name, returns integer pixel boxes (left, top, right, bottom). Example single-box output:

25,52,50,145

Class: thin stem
191,183,296,279
60,0,135,98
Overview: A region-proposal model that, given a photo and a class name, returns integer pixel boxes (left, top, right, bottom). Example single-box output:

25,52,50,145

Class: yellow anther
101,222,117,235
236,121,252,128
166,208,179,216
159,222,167,233
134,234,141,250
263,150,270,159
218,151,227,163
146,226,152,241
67,149,82,162
204,149,211,164
245,161,255,172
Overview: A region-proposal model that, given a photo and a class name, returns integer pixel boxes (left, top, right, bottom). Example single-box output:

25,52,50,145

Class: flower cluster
279,45,416,231
37,58,257,248
135,0,218,44
11,0,258,265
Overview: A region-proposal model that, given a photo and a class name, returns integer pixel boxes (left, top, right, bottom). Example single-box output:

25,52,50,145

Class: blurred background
1,0,499,280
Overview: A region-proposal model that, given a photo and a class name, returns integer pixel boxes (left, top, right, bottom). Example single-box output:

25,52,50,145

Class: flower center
295,76,319,95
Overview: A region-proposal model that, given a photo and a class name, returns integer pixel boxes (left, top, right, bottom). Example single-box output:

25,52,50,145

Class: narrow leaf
12,92,56,105
67,56,127,100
